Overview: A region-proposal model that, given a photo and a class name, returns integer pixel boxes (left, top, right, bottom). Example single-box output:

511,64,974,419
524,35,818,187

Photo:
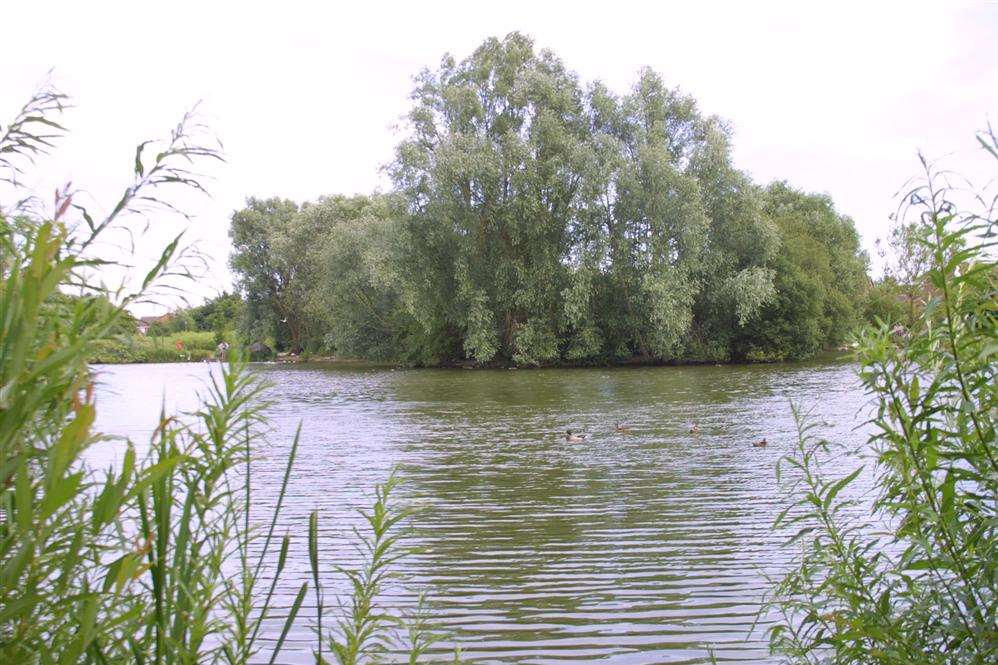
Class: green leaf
940,470,956,519
15,462,32,531
49,403,96,481
0,538,33,590
823,466,863,511
267,581,308,664
134,140,151,177
906,558,947,571
40,471,84,520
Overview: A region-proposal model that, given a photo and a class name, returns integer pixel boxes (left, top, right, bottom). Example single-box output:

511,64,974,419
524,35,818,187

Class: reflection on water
90,357,871,664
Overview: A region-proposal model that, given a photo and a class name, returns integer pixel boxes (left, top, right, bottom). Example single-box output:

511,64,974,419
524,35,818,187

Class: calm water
90,357,873,664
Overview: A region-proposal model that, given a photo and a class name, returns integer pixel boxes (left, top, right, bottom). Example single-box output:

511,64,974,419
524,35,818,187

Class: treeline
142,292,243,338
229,33,876,366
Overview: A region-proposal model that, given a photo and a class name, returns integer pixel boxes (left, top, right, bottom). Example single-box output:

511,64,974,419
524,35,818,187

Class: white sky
4,1,996,315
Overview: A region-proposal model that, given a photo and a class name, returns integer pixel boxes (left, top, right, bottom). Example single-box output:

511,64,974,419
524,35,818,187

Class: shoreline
90,348,856,369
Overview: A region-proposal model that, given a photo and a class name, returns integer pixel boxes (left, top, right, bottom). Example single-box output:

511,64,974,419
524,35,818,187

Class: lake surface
90,357,872,664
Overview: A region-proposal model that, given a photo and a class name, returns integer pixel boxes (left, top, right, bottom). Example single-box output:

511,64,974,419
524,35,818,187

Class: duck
752,438,768,447
689,423,699,434
565,429,587,442
615,421,632,433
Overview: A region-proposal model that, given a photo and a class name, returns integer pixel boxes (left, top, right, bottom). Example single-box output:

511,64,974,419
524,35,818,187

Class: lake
90,357,872,664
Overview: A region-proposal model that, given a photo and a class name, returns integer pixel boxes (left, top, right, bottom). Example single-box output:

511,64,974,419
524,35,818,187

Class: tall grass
1,84,441,664
88,332,221,364
767,130,998,663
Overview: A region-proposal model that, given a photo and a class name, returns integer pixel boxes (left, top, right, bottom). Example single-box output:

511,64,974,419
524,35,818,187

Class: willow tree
564,69,779,363
234,33,870,366
308,194,415,361
391,33,591,365
229,197,329,352
730,183,869,361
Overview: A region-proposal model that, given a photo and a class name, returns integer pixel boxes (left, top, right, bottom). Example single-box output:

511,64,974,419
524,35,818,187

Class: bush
767,132,998,663
147,309,195,336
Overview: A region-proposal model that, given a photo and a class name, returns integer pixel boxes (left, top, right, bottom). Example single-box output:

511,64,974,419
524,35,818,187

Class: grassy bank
88,331,220,363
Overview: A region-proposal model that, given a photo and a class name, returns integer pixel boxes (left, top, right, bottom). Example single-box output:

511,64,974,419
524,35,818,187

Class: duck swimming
565,429,587,442
689,423,699,434
615,422,632,433
752,438,768,447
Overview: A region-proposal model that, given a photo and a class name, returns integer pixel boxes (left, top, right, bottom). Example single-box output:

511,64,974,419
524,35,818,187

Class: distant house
136,314,171,335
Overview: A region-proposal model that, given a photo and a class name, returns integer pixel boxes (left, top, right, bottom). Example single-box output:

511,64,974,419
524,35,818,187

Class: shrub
862,279,909,326
767,131,998,663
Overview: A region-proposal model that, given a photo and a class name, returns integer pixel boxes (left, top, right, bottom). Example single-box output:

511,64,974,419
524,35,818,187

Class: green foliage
144,294,245,341
88,332,218,364
731,182,870,361
161,330,217,349
310,472,441,664
306,194,411,360
865,217,936,328
862,278,910,326
228,33,870,366
0,85,308,663
390,33,593,365
147,309,195,336
229,197,329,353
767,133,998,663
1,84,442,664
48,293,141,337
189,291,244,336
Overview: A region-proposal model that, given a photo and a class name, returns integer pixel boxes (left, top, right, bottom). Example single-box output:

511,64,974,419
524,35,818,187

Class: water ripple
91,358,873,664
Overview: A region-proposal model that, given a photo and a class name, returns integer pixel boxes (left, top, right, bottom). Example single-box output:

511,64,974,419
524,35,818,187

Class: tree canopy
229,32,871,365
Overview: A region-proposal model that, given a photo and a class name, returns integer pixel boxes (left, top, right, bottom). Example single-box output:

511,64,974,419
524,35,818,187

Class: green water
92,356,871,663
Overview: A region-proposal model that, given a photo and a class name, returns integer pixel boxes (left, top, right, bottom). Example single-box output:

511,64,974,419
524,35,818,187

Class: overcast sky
4,1,996,314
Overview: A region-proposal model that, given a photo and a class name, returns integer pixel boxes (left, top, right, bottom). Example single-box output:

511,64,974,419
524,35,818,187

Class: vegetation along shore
95,34,917,367
2,26,995,665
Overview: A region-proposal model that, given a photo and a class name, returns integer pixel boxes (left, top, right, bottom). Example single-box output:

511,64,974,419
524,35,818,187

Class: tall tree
307,194,417,360
231,34,872,366
875,218,933,325
391,33,591,364
731,182,869,360
229,197,324,352
554,68,783,363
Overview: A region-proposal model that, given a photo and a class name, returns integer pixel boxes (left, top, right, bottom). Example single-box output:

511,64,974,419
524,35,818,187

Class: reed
1,83,441,664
